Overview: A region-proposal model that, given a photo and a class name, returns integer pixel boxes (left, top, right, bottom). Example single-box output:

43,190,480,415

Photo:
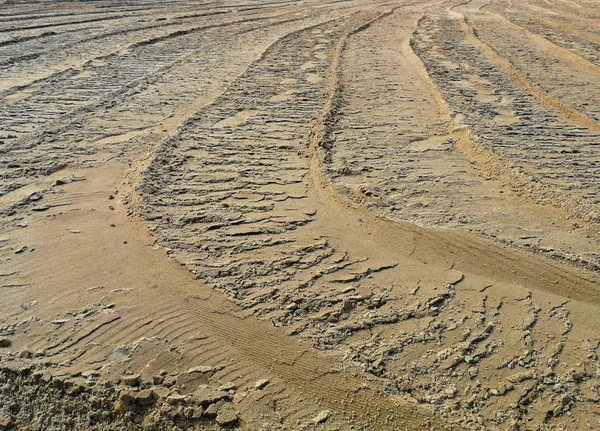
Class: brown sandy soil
0,0,599,430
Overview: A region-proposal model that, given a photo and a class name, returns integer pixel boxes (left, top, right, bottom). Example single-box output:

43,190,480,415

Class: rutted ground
409,1,600,269
327,4,600,272
1,0,600,430
139,1,600,429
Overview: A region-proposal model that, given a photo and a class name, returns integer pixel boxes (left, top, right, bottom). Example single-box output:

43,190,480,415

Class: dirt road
0,0,599,430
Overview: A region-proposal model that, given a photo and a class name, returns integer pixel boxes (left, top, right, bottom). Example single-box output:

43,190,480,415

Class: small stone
571,371,584,383
216,405,238,427
120,374,141,387
167,394,189,404
313,410,331,425
562,394,572,407
187,365,214,374
444,386,457,398
14,246,27,254
0,338,11,348
115,393,136,413
52,319,70,325
64,383,84,396
81,370,100,378
20,301,37,310
219,382,236,392
194,386,231,407
18,350,32,358
203,403,218,418
135,389,155,406
254,379,270,390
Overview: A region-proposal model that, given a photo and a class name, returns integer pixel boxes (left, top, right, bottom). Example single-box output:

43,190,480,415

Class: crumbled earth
0,359,230,431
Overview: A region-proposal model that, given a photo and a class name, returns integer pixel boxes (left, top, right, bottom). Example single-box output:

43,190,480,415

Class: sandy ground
0,0,599,430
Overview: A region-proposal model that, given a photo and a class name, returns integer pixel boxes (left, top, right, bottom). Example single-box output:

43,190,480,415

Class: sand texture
0,0,599,429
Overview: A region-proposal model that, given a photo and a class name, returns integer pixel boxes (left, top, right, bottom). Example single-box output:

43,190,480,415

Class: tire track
0,9,346,202
488,11,600,76
454,9,600,133
136,7,449,429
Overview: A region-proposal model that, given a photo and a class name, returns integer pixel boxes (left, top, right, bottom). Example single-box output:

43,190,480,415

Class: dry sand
0,0,599,430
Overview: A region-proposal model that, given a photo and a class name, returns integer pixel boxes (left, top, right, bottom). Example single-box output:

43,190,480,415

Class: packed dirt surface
0,0,599,430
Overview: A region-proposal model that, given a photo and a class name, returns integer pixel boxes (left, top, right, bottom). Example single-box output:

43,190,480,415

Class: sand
0,0,599,430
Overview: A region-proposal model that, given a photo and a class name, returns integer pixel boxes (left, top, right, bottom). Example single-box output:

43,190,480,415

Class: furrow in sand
538,15,600,45
0,8,350,203
136,1,600,429
0,6,171,23
488,11,600,76
411,5,600,240
0,13,133,34
479,0,600,65
0,8,307,95
453,9,600,133
135,8,448,429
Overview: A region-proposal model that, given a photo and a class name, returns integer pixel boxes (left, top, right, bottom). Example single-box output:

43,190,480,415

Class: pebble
120,374,141,387
571,371,584,383
254,379,270,390
52,319,70,325
444,386,457,398
135,389,156,406
313,410,331,424
20,301,37,310
219,382,236,392
203,403,218,418
0,338,11,348
167,394,189,404
215,405,238,427
18,350,32,358
187,365,214,374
